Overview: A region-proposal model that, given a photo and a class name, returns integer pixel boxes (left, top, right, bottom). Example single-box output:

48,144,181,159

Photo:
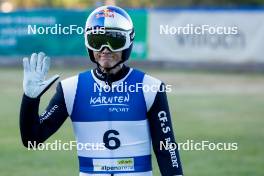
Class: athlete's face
93,47,122,69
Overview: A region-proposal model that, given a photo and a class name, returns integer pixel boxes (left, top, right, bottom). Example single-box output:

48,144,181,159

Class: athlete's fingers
36,52,45,73
30,53,38,72
42,56,50,76
23,57,30,73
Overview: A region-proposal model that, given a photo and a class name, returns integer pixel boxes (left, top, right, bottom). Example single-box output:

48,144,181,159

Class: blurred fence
1,7,264,70
149,7,264,63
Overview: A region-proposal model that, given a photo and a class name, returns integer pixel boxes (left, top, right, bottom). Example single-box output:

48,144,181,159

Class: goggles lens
87,31,127,51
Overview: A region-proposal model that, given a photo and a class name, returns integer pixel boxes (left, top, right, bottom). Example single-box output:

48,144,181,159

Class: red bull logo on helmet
96,9,115,18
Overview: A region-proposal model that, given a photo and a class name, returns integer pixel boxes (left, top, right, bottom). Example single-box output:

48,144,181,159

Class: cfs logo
158,111,171,134
96,9,115,18
88,27,106,34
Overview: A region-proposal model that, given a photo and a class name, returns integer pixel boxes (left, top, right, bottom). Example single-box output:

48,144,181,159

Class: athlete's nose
101,47,111,54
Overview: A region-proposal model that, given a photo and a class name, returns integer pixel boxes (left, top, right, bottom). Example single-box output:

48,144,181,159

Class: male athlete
20,5,183,176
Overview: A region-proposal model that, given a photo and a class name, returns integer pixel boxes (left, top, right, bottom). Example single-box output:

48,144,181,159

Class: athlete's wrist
23,93,40,101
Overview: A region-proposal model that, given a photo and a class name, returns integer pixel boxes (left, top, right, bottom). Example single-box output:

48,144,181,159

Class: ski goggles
85,29,134,52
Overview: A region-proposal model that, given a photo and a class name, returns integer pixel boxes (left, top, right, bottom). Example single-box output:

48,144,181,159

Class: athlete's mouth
100,55,113,61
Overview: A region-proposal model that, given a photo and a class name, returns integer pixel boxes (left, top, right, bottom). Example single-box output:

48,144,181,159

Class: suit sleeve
19,82,69,147
147,83,183,176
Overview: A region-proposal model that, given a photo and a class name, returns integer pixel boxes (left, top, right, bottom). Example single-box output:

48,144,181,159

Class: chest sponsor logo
90,93,130,107
93,158,135,171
